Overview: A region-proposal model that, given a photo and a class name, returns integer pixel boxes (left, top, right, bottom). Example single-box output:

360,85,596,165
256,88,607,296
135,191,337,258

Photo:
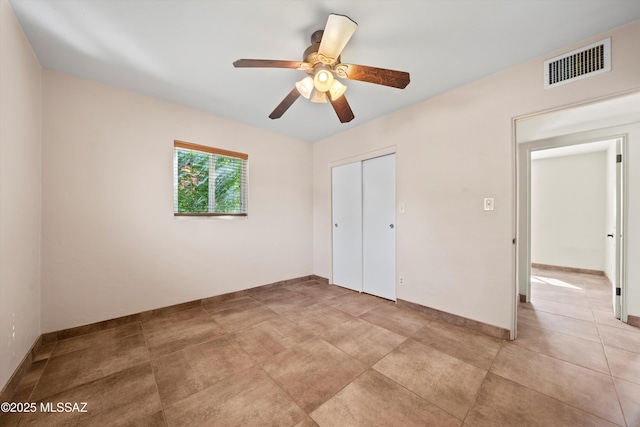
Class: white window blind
173,140,248,216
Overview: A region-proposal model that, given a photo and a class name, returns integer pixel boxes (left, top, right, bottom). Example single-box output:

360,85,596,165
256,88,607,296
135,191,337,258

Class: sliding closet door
362,154,396,300
332,162,363,292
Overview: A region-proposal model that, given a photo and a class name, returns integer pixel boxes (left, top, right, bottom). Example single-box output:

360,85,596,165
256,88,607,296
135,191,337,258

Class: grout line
237,331,319,418
140,336,170,427
587,300,628,426
461,339,506,425
522,302,596,323
487,368,625,426
6,345,55,426
522,268,628,425
595,321,629,427
369,358,463,422
255,360,309,421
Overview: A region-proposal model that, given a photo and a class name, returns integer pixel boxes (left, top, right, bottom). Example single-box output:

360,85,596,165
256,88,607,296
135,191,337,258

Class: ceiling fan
233,14,410,123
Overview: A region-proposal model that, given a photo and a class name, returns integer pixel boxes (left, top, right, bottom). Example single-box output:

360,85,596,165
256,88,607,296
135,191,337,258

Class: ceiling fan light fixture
295,76,314,99
310,90,328,103
313,68,334,92
328,79,347,100
233,13,409,123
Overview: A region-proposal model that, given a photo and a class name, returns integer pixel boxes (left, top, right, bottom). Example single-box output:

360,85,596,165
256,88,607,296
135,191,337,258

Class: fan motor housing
303,30,340,67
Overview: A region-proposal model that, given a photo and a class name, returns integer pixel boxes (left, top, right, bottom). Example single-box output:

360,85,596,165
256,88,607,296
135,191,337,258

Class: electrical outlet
399,276,405,286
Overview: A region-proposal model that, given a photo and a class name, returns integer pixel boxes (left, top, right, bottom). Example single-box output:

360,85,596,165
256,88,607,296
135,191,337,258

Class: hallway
516,267,640,426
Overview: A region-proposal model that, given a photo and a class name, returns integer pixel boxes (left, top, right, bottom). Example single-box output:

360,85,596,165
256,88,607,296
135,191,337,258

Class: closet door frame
329,146,397,300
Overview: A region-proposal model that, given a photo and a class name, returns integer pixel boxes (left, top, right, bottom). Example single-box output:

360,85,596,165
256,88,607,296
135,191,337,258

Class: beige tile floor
2,268,639,426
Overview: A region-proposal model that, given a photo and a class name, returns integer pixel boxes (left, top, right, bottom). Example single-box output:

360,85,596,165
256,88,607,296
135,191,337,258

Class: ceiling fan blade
318,14,358,62
233,59,310,71
269,88,301,119
328,92,355,123
336,64,410,89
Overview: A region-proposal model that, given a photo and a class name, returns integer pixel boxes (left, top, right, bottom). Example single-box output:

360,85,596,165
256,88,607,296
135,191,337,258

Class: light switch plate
484,198,494,211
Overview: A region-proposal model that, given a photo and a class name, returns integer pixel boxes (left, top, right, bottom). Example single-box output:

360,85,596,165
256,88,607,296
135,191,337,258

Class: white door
613,139,623,319
332,162,363,292
362,154,396,300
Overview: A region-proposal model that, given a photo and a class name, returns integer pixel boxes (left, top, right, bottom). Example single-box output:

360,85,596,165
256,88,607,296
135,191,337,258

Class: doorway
512,90,640,338
527,138,623,319
331,153,396,301
516,129,629,338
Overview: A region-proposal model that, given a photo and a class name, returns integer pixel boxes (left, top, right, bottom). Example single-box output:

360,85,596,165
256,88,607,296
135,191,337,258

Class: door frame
329,145,397,291
515,128,629,332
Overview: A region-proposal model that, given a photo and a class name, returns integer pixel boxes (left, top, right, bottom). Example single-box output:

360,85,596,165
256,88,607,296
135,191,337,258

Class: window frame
173,140,248,217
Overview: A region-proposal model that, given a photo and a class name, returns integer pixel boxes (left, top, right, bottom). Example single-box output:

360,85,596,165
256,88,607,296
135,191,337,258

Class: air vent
544,38,611,89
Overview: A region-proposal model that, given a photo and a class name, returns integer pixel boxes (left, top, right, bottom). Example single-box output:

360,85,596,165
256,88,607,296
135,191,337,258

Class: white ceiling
9,0,640,142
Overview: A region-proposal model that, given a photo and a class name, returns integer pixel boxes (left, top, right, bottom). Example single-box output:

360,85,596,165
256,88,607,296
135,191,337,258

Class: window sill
174,213,248,217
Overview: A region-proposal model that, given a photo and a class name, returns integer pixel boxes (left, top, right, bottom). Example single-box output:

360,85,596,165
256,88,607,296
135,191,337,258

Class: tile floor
1,268,639,426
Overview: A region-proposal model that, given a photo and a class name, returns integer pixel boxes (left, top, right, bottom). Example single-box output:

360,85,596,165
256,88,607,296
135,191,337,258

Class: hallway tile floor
1,268,638,426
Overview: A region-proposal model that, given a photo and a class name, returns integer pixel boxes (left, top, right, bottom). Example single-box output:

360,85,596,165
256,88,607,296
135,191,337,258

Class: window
173,140,248,216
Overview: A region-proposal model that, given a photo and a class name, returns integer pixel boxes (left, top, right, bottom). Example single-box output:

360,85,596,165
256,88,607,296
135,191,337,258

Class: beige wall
313,20,640,330
531,152,607,270
41,70,313,333
0,0,42,390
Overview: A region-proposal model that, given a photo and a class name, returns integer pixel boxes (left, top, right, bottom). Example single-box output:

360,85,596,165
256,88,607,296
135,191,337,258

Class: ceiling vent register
544,38,611,89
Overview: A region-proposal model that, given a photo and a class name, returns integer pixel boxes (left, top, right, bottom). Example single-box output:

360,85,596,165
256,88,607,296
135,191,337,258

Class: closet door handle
607,234,614,238
389,224,394,229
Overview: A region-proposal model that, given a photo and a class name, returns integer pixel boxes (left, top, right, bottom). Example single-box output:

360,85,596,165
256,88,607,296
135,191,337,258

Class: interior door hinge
617,154,622,163
616,287,621,296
